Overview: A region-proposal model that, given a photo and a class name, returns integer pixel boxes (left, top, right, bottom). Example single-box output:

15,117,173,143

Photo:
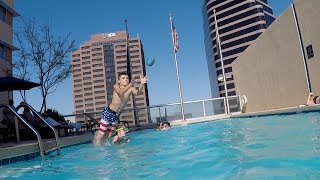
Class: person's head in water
157,121,171,131
115,124,129,138
118,72,130,86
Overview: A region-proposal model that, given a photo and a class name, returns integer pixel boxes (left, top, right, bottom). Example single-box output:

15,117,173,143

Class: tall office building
202,0,275,102
71,31,150,125
0,0,19,116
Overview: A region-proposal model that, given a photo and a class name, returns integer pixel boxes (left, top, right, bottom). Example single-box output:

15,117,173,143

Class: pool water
1,112,320,179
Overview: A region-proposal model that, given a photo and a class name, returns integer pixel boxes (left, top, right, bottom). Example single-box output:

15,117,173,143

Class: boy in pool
157,121,171,131
93,72,147,145
112,124,132,144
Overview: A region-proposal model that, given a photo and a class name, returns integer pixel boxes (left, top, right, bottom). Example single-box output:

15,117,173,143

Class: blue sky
13,0,293,115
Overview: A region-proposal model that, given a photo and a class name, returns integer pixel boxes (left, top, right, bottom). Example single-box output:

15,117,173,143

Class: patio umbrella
0,76,40,92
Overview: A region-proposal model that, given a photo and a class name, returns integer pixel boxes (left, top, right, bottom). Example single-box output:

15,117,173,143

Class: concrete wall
232,0,320,113
295,0,320,94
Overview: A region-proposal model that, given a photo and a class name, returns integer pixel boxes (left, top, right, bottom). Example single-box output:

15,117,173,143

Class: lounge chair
23,110,72,137
46,117,83,134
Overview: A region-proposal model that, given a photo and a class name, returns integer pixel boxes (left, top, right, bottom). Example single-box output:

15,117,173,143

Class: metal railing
15,102,61,155
0,104,45,160
66,95,242,127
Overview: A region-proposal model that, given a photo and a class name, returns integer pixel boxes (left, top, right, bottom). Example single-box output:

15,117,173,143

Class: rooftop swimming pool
1,112,320,179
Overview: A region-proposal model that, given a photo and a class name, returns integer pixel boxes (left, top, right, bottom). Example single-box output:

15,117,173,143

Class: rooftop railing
64,95,242,127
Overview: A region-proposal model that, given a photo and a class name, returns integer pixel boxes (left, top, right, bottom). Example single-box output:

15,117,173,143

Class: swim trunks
98,107,119,134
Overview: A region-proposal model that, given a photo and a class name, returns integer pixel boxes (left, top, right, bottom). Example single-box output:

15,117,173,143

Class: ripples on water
1,112,320,179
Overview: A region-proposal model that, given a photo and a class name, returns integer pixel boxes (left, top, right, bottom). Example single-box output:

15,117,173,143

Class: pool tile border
0,133,93,166
0,152,41,166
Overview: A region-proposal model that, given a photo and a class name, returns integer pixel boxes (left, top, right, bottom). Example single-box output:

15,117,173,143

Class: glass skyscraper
202,0,275,105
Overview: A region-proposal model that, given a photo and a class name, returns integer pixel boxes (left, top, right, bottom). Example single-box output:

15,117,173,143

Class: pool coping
231,105,320,118
158,105,320,125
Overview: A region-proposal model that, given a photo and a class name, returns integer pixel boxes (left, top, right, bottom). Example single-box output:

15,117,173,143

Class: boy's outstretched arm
132,75,148,95
113,82,133,97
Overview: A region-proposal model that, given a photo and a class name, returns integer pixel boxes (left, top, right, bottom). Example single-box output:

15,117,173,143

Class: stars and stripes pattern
98,107,119,134
170,16,179,53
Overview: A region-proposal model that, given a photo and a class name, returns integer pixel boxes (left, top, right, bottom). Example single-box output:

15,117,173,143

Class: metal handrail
0,104,45,160
64,96,242,124
65,97,236,117
15,102,61,155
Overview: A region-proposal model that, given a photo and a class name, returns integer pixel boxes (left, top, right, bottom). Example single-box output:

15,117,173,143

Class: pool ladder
1,102,61,160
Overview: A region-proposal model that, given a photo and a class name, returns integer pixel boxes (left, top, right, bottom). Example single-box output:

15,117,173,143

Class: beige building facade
0,0,19,120
71,31,150,125
202,0,276,103
232,0,320,113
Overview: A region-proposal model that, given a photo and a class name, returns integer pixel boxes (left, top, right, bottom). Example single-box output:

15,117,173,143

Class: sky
13,0,294,115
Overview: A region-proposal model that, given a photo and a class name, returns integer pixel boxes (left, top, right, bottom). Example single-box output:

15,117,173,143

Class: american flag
170,16,179,53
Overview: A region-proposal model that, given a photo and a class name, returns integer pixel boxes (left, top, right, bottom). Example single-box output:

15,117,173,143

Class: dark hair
118,72,128,79
162,121,171,127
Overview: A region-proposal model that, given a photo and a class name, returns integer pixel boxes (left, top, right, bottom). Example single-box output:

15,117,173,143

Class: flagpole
170,15,185,121
213,9,230,114
125,19,138,125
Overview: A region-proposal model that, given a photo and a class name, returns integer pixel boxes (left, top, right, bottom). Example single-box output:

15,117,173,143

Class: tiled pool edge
0,133,94,166
231,105,320,118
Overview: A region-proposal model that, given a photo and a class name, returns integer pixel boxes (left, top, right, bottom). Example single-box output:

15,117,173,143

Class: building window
95,101,105,105
129,40,139,43
85,103,93,107
81,46,90,50
0,44,4,60
0,6,6,22
84,92,92,96
93,79,104,83
92,58,102,62
84,87,92,91
95,96,105,99
92,53,102,57
93,69,103,73
94,85,104,89
96,107,105,111
74,84,82,88
73,79,81,83
94,90,105,94
73,74,81,78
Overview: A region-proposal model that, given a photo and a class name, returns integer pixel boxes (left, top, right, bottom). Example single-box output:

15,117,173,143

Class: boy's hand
140,75,148,84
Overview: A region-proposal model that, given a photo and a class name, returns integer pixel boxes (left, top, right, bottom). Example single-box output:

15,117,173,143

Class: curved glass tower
202,0,275,104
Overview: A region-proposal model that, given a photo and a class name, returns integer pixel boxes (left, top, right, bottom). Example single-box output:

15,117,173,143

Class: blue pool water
1,112,320,179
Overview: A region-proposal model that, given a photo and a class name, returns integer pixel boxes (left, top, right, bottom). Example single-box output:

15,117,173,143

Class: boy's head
158,121,171,130
162,121,171,129
116,124,129,138
118,72,130,86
